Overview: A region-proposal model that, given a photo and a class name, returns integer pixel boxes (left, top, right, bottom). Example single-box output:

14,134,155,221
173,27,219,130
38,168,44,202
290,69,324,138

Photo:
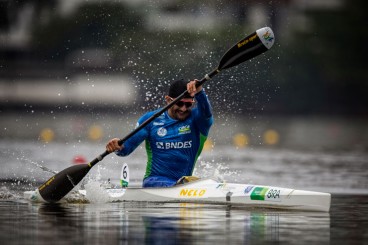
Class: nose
177,104,189,111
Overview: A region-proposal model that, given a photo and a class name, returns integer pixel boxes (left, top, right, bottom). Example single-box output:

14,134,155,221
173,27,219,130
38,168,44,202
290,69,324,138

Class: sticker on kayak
30,193,39,202
250,187,282,202
179,188,206,197
244,185,254,194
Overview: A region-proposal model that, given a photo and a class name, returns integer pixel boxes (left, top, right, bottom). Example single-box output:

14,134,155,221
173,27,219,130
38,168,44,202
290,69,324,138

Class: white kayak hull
24,178,331,212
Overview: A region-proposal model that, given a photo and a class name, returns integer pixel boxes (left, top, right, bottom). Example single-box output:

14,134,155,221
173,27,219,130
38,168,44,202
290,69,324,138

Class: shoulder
140,110,156,119
138,109,165,124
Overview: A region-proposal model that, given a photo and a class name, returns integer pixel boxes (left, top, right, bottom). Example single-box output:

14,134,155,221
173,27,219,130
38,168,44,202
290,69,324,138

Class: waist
143,176,177,188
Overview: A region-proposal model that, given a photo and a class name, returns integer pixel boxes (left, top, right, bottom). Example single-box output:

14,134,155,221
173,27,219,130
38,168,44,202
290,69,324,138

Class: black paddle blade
218,27,275,70
38,164,91,203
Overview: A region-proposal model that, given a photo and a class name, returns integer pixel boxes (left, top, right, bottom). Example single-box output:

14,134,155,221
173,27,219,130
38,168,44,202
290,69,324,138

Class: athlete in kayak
106,79,213,187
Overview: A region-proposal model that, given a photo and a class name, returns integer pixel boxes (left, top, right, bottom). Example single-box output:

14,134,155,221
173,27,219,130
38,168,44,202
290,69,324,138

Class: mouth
175,109,189,119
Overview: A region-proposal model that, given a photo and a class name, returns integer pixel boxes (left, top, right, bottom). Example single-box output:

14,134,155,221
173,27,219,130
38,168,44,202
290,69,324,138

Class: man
106,79,213,187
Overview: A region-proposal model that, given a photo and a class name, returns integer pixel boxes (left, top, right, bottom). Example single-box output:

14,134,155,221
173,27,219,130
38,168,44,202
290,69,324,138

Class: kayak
24,178,331,212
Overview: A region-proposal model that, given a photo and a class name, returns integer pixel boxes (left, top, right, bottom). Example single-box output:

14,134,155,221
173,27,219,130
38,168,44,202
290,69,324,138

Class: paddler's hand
106,138,124,153
187,79,202,97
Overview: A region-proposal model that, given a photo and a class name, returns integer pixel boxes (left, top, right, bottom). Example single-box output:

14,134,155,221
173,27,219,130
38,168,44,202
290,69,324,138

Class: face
166,96,194,121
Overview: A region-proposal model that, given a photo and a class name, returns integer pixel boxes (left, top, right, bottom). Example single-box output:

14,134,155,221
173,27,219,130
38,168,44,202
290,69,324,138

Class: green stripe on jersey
144,140,153,179
191,133,208,175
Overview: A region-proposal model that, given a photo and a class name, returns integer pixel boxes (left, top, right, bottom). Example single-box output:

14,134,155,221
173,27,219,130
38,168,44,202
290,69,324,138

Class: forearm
116,129,146,156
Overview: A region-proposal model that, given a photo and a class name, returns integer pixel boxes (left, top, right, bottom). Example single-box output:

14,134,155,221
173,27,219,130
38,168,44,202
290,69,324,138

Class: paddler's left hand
187,79,202,97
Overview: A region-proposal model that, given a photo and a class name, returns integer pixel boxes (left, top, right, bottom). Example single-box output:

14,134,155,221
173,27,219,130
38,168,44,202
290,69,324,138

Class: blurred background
0,0,367,151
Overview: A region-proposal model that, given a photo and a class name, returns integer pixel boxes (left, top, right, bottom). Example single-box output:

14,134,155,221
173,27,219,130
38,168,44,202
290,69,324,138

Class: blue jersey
116,90,213,183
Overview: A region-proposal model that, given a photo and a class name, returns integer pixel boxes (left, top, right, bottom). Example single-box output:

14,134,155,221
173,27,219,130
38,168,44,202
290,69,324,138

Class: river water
0,137,367,244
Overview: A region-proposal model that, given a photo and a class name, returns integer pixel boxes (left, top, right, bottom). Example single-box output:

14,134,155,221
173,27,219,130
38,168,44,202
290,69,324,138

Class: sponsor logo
216,184,238,191
237,34,258,48
262,30,274,43
250,187,281,202
38,176,55,191
266,189,281,201
30,194,38,201
244,185,254,194
157,127,167,137
156,142,164,149
216,184,227,189
180,188,206,197
156,141,192,149
250,187,269,200
178,125,191,134
153,122,164,126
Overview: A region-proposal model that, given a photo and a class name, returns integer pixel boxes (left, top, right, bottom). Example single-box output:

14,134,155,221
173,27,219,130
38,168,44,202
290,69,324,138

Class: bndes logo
156,141,192,149
156,142,165,149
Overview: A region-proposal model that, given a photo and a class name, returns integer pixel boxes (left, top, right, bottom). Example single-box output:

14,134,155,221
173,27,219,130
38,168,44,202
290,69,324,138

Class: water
0,140,368,244
0,196,367,244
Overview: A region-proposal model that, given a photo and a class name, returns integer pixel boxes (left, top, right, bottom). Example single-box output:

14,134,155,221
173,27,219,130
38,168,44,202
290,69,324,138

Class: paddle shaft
88,68,220,168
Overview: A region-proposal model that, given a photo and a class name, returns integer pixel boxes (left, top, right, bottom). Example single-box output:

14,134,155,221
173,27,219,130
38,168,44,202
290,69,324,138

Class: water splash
193,160,241,182
84,181,111,203
0,186,16,199
13,152,58,175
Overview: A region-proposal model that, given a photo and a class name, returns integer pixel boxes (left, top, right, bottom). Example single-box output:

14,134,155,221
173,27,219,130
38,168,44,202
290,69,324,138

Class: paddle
37,27,275,202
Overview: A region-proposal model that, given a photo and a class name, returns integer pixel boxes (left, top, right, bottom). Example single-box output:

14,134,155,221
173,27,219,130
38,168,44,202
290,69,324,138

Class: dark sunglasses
169,97,194,108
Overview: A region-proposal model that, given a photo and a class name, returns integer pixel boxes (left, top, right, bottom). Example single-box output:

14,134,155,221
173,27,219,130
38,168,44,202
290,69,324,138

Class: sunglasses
169,97,194,108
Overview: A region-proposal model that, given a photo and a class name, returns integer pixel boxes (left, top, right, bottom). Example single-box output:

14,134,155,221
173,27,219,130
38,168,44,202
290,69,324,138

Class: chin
175,112,190,121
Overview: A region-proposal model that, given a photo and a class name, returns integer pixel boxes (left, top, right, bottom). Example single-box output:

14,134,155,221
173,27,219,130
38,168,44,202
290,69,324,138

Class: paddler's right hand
106,138,124,152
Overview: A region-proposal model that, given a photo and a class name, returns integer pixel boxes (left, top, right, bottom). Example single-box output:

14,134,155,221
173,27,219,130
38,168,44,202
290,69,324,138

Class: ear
164,95,171,104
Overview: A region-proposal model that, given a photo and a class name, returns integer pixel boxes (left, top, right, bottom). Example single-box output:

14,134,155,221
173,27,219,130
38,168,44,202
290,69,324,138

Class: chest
149,116,196,141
